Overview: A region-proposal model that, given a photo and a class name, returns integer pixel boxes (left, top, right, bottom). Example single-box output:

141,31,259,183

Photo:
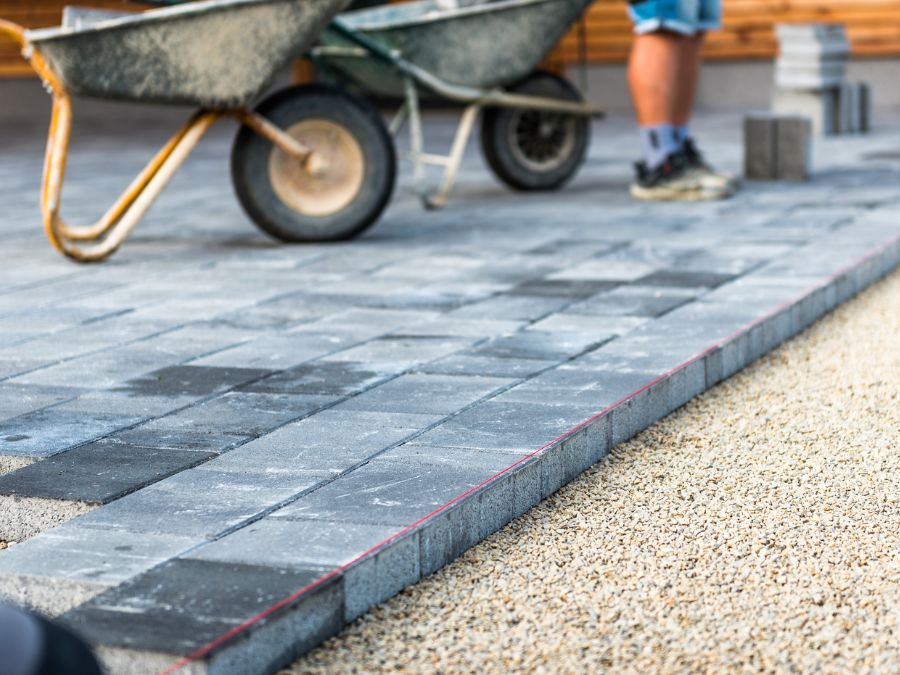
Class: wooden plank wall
2,0,900,78
552,0,900,66
0,1,150,77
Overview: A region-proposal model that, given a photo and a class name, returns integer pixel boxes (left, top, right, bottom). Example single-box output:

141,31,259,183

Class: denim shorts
628,0,722,35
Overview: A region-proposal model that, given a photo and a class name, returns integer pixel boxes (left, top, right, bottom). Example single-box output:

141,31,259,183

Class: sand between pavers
288,269,900,674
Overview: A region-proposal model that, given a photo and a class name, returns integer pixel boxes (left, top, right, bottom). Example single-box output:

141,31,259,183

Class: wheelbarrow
0,0,397,262
313,0,604,209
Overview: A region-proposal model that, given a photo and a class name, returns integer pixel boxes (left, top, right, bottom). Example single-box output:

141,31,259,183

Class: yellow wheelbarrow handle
0,19,222,263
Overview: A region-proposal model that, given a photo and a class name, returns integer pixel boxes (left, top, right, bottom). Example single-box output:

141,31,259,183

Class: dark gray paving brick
448,294,573,322
508,279,620,299
112,392,331,453
468,330,612,361
634,269,737,289
62,559,341,655
239,362,386,397
0,440,214,504
120,365,273,397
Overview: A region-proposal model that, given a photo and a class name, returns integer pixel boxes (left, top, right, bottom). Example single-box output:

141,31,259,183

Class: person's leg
628,30,686,168
673,32,706,141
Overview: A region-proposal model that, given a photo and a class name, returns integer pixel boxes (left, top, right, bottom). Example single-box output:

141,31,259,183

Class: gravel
289,269,900,674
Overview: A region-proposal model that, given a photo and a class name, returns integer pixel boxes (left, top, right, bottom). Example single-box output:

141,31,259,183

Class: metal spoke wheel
480,70,590,192
231,84,396,243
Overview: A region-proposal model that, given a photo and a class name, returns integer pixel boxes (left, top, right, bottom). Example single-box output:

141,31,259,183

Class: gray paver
336,373,513,415
0,440,214,504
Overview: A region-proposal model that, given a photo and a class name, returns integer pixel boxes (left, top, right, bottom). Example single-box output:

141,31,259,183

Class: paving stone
187,519,397,571
0,407,145,460
566,285,699,318
73,469,308,539
634,269,738,289
218,410,442,474
337,374,512,415
321,336,471,372
548,259,659,282
0,439,214,504
189,331,355,370
508,279,620,299
112,392,331,453
120,365,273,398
273,460,496,526
0,525,198,615
418,354,556,378
238,361,386,397
410,401,599,453
62,559,341,656
448,294,573,322
0,384,80,422
471,330,611,362
527,313,648,337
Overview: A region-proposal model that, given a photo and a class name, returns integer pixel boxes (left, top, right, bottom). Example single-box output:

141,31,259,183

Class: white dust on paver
292,270,900,674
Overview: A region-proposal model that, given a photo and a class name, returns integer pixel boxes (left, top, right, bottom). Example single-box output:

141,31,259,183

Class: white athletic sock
640,124,680,169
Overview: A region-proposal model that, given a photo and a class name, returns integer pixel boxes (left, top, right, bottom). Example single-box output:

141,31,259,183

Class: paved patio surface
0,91,898,674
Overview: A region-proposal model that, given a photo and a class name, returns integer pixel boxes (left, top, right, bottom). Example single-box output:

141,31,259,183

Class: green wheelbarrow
0,0,397,262
314,0,604,209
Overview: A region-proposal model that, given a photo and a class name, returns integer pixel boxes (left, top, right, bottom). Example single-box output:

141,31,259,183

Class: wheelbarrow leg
404,77,432,208
402,77,480,210
389,103,409,137
428,103,480,210
0,18,222,263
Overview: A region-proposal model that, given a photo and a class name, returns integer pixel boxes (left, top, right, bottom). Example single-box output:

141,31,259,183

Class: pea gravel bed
288,269,900,675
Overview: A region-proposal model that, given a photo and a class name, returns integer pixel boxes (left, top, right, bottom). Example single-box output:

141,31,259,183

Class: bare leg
628,31,687,126
674,33,706,127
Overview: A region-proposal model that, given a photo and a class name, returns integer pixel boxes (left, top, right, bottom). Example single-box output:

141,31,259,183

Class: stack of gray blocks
772,23,871,136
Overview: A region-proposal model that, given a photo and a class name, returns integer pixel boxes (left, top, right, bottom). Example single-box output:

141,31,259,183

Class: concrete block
64,559,343,672
0,526,198,615
776,116,813,181
418,496,481,577
511,459,542,520
836,82,872,134
344,532,420,622
744,113,778,180
773,88,838,136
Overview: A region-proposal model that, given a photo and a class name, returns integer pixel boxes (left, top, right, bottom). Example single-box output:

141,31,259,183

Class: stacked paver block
773,23,870,136
744,114,812,181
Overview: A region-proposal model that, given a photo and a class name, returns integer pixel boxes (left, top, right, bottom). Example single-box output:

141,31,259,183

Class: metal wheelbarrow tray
0,0,398,262
315,0,604,208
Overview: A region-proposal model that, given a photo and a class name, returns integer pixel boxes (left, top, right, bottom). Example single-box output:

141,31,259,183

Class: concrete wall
571,58,900,114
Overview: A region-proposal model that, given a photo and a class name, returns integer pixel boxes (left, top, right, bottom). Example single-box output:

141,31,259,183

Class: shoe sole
630,184,736,202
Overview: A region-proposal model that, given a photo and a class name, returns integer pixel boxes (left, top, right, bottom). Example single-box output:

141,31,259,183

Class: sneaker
630,151,732,202
682,138,740,193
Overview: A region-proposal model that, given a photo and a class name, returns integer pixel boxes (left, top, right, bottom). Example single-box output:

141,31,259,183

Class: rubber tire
480,71,591,192
231,84,396,243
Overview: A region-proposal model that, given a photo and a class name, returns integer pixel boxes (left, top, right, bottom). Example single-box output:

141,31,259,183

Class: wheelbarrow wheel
481,71,590,192
231,84,396,243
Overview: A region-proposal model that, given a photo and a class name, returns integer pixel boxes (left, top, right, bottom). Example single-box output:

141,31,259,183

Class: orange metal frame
0,18,314,263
